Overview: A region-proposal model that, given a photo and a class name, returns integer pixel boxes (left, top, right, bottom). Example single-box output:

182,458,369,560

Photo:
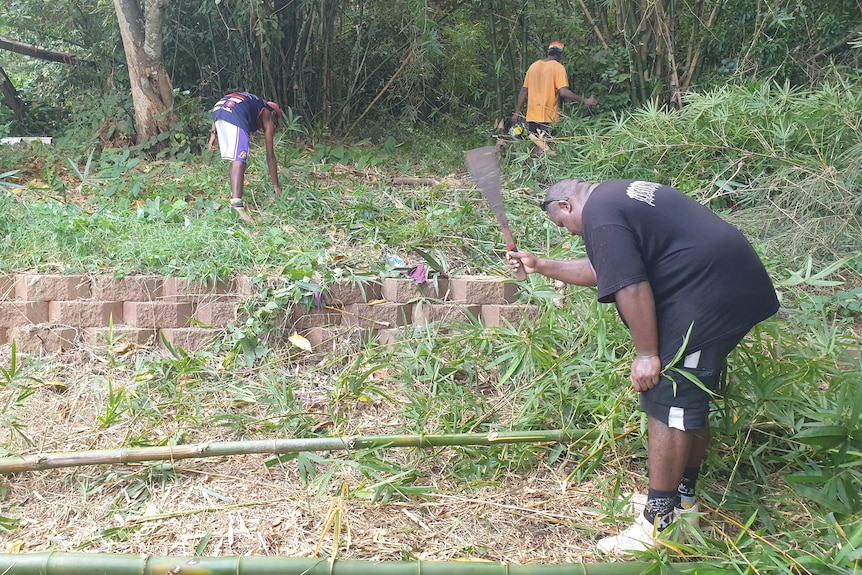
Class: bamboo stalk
0,552,712,574
345,46,415,137
0,429,599,474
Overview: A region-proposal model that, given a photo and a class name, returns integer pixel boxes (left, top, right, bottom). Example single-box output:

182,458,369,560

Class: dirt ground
0,343,639,565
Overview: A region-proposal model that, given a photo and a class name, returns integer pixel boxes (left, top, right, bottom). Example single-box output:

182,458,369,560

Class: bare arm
614,281,661,392
508,251,597,286
207,122,217,152
559,87,597,106
512,87,528,122
262,113,282,196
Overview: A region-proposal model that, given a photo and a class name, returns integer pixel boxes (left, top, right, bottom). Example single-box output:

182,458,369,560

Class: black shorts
527,122,555,139
639,336,745,431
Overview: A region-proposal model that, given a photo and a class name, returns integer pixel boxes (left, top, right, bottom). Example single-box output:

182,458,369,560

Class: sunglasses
539,197,568,212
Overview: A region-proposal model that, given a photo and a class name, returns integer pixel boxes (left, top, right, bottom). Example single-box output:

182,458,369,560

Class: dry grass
0,342,634,563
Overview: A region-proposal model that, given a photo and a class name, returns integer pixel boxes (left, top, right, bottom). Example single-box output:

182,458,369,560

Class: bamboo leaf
193,532,212,556
793,424,848,449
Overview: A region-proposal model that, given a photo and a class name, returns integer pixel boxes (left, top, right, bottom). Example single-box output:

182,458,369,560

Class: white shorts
214,120,250,163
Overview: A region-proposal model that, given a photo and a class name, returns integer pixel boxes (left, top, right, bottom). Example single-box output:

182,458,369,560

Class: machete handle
506,244,527,281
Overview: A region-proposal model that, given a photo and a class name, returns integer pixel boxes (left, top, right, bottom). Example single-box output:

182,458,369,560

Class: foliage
3,0,859,142
0,342,40,447
543,78,862,266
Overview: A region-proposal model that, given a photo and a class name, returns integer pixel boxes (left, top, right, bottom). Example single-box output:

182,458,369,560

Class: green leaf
794,424,848,449
194,532,212,555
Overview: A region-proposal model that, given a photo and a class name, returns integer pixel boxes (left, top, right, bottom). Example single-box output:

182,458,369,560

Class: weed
0,170,23,195
0,342,42,447
97,378,128,428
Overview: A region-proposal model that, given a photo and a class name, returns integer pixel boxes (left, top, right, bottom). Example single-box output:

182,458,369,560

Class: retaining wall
0,273,538,354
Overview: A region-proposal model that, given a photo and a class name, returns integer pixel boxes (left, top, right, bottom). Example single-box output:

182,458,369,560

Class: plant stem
0,552,712,574
0,429,599,474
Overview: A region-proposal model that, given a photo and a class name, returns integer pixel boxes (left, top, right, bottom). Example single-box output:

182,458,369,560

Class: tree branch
0,65,26,120
810,27,862,61
0,34,95,66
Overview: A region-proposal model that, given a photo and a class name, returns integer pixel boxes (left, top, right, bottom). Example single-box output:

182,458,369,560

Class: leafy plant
0,342,40,446
0,169,23,195
135,196,188,224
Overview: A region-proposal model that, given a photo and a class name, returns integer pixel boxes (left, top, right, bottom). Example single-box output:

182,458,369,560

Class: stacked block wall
0,273,538,354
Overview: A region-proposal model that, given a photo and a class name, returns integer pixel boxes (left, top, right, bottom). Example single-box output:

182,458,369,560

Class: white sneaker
598,496,702,555
596,511,658,555
624,493,700,528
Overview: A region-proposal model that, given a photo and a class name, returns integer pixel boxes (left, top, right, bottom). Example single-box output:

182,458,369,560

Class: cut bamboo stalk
0,429,600,474
0,552,712,574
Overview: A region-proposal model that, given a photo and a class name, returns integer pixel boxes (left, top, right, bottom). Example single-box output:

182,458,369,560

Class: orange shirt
523,59,569,123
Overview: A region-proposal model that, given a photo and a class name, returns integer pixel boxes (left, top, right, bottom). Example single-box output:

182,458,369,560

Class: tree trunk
112,0,176,147
0,66,26,121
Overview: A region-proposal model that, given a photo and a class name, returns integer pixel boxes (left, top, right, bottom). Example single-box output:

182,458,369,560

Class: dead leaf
108,342,144,354
312,420,334,433
288,331,312,352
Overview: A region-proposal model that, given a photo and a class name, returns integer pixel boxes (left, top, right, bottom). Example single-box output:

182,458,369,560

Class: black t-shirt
582,180,779,360
211,92,268,133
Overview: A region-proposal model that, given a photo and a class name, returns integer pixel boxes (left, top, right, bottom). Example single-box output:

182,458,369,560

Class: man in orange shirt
512,41,597,156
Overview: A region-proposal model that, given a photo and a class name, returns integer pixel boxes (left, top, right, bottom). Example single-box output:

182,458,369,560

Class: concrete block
9,325,77,353
48,301,123,326
0,301,49,327
324,280,383,306
123,301,193,328
159,328,223,351
290,309,344,331
301,326,341,352
449,275,518,304
0,273,15,299
194,302,240,327
481,304,540,328
343,303,410,329
235,275,256,296
412,301,481,327
82,327,157,347
162,276,236,302
381,277,450,303
374,328,404,346
89,274,163,301
15,274,90,301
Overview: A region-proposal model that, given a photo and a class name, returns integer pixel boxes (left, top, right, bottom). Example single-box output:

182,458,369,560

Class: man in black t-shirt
508,178,778,555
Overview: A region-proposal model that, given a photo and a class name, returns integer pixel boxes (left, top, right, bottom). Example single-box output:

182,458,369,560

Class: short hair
540,179,581,211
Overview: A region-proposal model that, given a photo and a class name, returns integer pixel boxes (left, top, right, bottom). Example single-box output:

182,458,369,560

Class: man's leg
229,160,253,222
597,415,706,555
645,416,705,526
213,120,253,222
679,426,709,508
230,160,245,200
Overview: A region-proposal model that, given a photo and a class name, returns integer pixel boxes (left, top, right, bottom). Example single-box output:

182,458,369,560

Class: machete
464,146,527,281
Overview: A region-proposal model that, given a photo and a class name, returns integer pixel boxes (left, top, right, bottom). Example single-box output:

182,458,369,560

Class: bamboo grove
1,0,860,140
